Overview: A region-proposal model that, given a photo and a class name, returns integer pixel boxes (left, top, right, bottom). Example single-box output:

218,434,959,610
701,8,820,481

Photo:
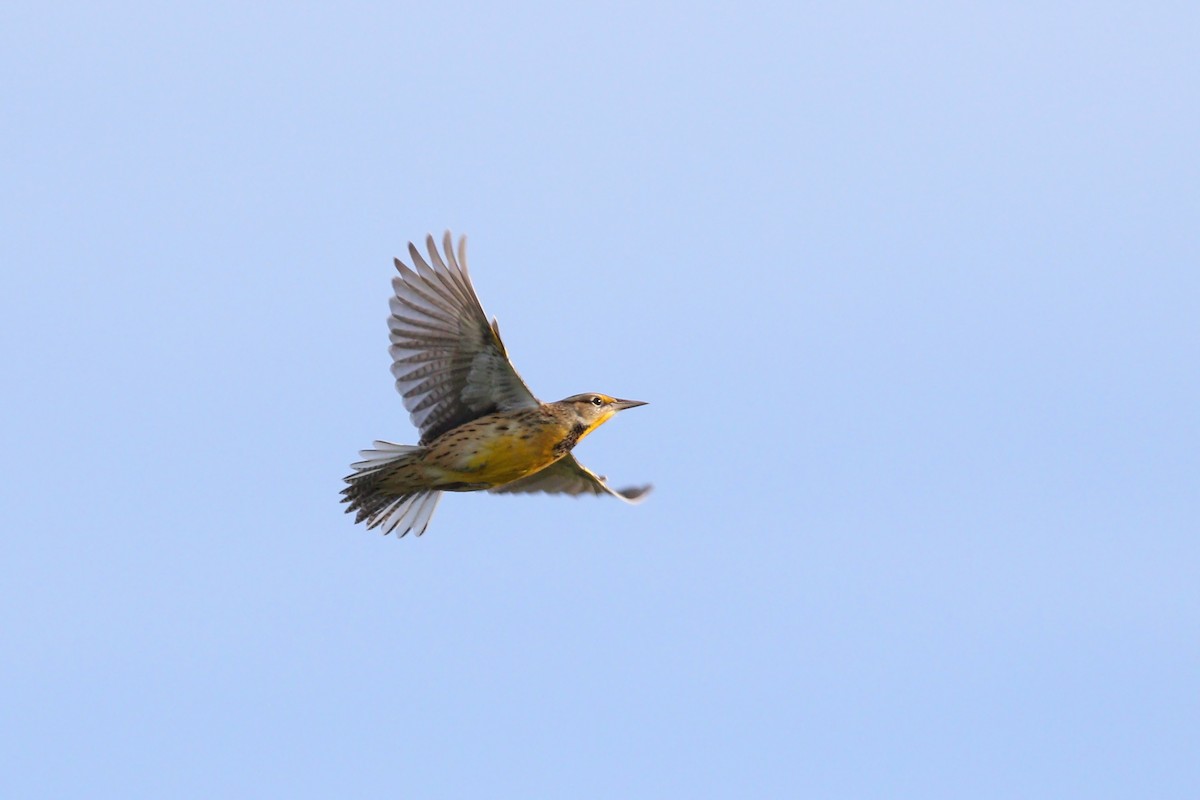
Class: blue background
3,2,1196,797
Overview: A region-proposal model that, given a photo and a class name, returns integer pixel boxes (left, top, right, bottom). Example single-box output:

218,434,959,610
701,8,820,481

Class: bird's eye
591,396,603,406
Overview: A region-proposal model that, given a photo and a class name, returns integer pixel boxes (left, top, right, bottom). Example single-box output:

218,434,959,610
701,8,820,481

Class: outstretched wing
389,232,539,444
489,455,651,503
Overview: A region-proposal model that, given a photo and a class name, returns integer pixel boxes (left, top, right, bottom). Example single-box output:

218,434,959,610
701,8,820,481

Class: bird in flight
342,232,650,536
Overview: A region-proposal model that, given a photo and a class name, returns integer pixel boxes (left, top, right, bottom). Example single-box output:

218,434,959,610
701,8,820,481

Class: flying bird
342,232,650,536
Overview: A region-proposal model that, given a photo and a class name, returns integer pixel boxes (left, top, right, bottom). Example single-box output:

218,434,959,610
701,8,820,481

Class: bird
342,231,650,536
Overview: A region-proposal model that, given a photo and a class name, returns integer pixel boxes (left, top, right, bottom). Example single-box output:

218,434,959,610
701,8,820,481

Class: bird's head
559,393,648,431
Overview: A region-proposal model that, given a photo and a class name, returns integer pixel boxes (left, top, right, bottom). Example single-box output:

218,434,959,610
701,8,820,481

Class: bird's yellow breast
423,411,572,488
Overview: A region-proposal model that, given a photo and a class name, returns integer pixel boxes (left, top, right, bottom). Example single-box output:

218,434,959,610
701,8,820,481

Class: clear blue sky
2,2,1197,797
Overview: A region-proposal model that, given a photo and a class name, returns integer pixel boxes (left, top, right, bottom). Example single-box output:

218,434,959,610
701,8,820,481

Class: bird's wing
488,455,651,503
389,232,540,444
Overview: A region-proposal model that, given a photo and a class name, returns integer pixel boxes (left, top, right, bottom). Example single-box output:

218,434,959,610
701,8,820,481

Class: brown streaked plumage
341,232,650,536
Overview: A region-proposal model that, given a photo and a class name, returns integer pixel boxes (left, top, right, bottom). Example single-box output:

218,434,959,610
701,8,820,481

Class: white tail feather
342,442,442,535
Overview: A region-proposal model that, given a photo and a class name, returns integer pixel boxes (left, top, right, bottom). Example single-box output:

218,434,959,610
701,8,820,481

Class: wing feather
388,232,539,443
489,456,651,503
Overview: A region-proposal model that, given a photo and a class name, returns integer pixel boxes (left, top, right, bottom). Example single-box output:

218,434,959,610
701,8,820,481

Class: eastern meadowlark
342,232,650,536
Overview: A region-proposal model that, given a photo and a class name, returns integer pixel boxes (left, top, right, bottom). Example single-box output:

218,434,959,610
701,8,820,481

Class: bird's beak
613,398,648,411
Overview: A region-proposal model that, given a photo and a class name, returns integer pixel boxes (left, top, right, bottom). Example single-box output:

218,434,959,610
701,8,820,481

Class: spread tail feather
341,441,442,536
